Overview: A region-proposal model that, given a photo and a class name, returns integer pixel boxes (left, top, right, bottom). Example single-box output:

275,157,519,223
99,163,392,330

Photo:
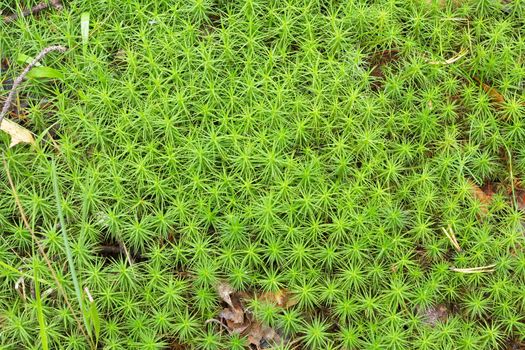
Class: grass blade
85,287,101,345
51,159,89,335
33,259,48,350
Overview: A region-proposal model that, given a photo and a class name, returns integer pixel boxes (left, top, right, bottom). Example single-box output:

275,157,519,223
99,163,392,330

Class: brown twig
0,45,67,128
3,0,62,24
1,155,91,344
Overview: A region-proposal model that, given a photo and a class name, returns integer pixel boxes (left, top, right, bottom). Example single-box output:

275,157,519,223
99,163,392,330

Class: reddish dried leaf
225,318,250,334
468,180,493,213
247,322,263,347
473,76,505,104
214,283,289,349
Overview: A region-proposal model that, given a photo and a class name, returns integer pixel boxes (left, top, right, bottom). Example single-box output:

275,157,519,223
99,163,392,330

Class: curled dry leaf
213,282,291,349
0,118,35,147
217,282,236,309
247,322,282,349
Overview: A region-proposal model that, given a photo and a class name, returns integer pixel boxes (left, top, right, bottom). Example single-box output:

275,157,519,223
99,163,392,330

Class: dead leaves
259,289,298,309
1,46,66,149
468,179,495,215
472,76,506,105
212,283,295,349
0,118,35,147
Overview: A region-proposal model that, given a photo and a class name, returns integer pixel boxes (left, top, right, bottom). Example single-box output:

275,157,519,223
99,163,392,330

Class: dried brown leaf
0,118,35,147
214,283,289,349
516,189,525,211
219,307,244,325
468,179,493,214
473,76,505,104
259,289,297,309
217,282,236,308
247,321,282,349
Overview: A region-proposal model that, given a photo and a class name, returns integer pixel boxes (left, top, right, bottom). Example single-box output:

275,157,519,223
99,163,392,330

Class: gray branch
0,45,67,128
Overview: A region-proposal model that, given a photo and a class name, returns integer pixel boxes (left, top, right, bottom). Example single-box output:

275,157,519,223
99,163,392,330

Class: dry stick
450,264,496,273
441,225,461,252
0,45,67,128
3,0,62,24
2,156,91,344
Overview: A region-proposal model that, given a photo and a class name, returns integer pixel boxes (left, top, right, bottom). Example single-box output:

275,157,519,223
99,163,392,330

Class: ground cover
1,0,525,349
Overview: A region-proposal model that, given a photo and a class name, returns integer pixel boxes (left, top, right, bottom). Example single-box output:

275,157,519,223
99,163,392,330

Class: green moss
1,0,525,348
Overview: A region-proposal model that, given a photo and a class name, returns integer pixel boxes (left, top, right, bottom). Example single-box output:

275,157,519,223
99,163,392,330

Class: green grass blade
0,260,49,285
51,159,90,335
33,260,48,350
85,288,101,345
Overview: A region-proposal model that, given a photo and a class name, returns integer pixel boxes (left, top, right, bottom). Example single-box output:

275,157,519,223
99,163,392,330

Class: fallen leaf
0,118,35,147
217,282,236,308
516,189,525,211
468,179,493,214
213,283,289,349
473,76,505,104
259,289,297,309
219,307,244,325
247,321,282,349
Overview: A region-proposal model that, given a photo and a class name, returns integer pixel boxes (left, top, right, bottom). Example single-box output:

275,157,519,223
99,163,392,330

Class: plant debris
473,76,505,105
450,264,496,273
3,0,63,24
468,179,495,214
212,283,293,349
0,45,67,147
428,48,468,65
441,225,461,252
418,304,449,327
0,118,35,147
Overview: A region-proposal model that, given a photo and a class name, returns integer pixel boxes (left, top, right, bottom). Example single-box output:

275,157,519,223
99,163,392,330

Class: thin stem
3,0,63,24
51,158,90,335
0,45,67,128
1,154,91,344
